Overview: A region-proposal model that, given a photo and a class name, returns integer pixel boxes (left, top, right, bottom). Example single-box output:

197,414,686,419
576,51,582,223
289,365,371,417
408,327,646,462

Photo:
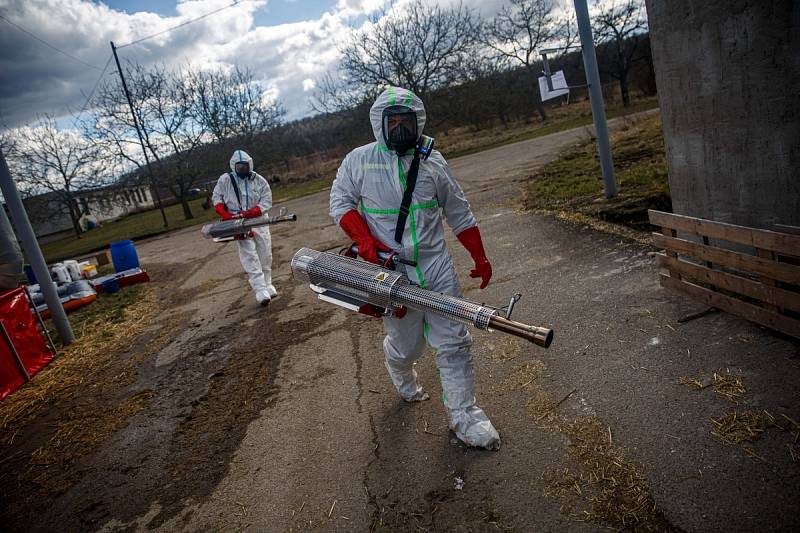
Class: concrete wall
645,0,800,229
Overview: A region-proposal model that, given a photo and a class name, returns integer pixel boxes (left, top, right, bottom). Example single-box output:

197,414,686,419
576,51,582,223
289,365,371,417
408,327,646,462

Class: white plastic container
64,260,81,281
50,263,71,284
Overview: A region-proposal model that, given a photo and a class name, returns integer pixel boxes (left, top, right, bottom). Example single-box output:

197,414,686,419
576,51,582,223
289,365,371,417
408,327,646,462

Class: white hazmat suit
329,87,500,449
212,150,276,304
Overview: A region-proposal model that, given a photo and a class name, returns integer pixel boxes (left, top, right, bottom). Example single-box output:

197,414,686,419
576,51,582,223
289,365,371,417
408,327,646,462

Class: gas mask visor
234,161,251,178
382,105,418,154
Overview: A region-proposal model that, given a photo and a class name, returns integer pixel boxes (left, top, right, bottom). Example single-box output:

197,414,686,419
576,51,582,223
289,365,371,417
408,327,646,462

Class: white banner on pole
538,70,570,101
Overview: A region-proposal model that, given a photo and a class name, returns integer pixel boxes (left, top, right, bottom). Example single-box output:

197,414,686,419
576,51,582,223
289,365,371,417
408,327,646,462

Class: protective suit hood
230,149,255,173
369,87,426,148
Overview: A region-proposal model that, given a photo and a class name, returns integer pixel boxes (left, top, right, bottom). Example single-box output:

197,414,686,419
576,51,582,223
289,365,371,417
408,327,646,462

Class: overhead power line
71,54,114,128
117,0,242,48
0,13,103,70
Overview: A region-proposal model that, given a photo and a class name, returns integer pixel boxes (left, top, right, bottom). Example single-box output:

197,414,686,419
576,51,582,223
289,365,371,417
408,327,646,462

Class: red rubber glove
234,230,255,241
357,304,407,319
241,206,262,219
215,203,234,221
457,226,492,289
358,303,384,318
339,210,391,264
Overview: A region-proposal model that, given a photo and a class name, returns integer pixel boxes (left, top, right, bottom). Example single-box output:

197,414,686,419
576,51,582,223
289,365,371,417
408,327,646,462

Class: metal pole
573,0,617,198
0,149,74,345
110,41,168,227
542,53,555,91
24,286,58,357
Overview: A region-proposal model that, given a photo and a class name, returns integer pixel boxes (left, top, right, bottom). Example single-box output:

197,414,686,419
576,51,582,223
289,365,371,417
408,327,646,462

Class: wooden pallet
648,209,800,338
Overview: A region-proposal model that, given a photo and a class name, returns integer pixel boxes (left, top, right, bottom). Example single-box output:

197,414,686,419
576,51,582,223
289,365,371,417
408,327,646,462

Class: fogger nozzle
291,248,553,347
202,212,297,240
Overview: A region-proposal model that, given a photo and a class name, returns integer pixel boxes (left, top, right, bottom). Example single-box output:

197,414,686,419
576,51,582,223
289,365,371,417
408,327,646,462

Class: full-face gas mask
382,105,418,154
234,161,251,179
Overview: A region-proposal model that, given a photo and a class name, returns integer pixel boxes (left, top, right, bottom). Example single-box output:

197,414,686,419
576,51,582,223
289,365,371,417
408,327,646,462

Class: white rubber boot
448,405,501,450
256,290,271,306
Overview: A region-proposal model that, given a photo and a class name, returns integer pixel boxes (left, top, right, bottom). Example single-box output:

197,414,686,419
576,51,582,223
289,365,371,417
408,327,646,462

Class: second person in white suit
212,149,276,306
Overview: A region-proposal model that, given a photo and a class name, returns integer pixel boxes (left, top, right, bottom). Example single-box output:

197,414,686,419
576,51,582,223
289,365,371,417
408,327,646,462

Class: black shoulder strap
394,151,422,244
228,172,242,209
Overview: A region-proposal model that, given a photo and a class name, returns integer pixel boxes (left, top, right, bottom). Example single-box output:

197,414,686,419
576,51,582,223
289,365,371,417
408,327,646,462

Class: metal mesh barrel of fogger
291,248,406,308
203,214,297,239
292,248,554,347
395,284,552,347
291,248,495,329
202,218,246,238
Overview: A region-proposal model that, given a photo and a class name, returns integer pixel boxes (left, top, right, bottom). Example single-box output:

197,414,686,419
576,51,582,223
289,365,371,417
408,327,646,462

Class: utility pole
0,149,74,345
110,41,168,227
573,0,617,198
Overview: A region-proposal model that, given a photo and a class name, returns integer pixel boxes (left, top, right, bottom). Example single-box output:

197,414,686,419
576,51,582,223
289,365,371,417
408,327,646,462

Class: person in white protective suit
329,87,500,450
212,150,277,306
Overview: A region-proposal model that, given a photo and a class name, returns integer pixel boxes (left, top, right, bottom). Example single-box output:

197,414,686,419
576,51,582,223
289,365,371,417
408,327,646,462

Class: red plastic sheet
0,288,54,401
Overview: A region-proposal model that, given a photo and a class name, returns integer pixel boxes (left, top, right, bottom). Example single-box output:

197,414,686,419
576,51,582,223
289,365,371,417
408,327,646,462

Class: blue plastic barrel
24,264,37,284
102,278,120,294
110,240,140,273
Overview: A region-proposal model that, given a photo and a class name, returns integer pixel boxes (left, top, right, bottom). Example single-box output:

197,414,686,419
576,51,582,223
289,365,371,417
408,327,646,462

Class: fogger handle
488,316,553,348
348,244,417,267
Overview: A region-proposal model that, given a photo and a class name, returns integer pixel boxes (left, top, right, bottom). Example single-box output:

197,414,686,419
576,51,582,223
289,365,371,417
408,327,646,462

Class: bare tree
310,72,377,115
482,0,574,121
328,1,479,105
593,0,648,107
92,63,206,220
185,66,285,145
10,115,105,238
0,130,15,156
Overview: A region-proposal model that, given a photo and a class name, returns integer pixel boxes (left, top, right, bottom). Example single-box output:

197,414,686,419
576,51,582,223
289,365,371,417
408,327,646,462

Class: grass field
440,96,659,159
524,113,670,232
41,198,219,262
40,96,660,262
40,177,343,262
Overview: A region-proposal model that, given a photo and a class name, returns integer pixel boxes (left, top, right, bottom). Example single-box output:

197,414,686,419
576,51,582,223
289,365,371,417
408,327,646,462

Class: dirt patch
2,278,343,532
1,286,157,434
492,360,546,393
484,335,526,362
367,481,516,532
143,295,334,529
520,383,680,532
541,415,679,532
523,114,670,234
0,260,219,530
0,286,159,484
27,389,155,494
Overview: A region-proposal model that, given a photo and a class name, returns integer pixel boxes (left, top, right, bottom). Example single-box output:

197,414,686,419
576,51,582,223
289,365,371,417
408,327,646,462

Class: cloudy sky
0,0,513,129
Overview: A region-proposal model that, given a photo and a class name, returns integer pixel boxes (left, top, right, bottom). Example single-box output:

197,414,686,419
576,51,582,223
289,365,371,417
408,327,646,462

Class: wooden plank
653,233,800,285
662,227,680,279
774,224,800,236
656,253,800,314
648,210,800,256
755,248,780,312
660,274,800,338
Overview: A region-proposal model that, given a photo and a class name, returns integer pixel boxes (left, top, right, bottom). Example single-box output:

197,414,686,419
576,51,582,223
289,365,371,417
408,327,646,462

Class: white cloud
335,0,385,18
0,0,515,128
